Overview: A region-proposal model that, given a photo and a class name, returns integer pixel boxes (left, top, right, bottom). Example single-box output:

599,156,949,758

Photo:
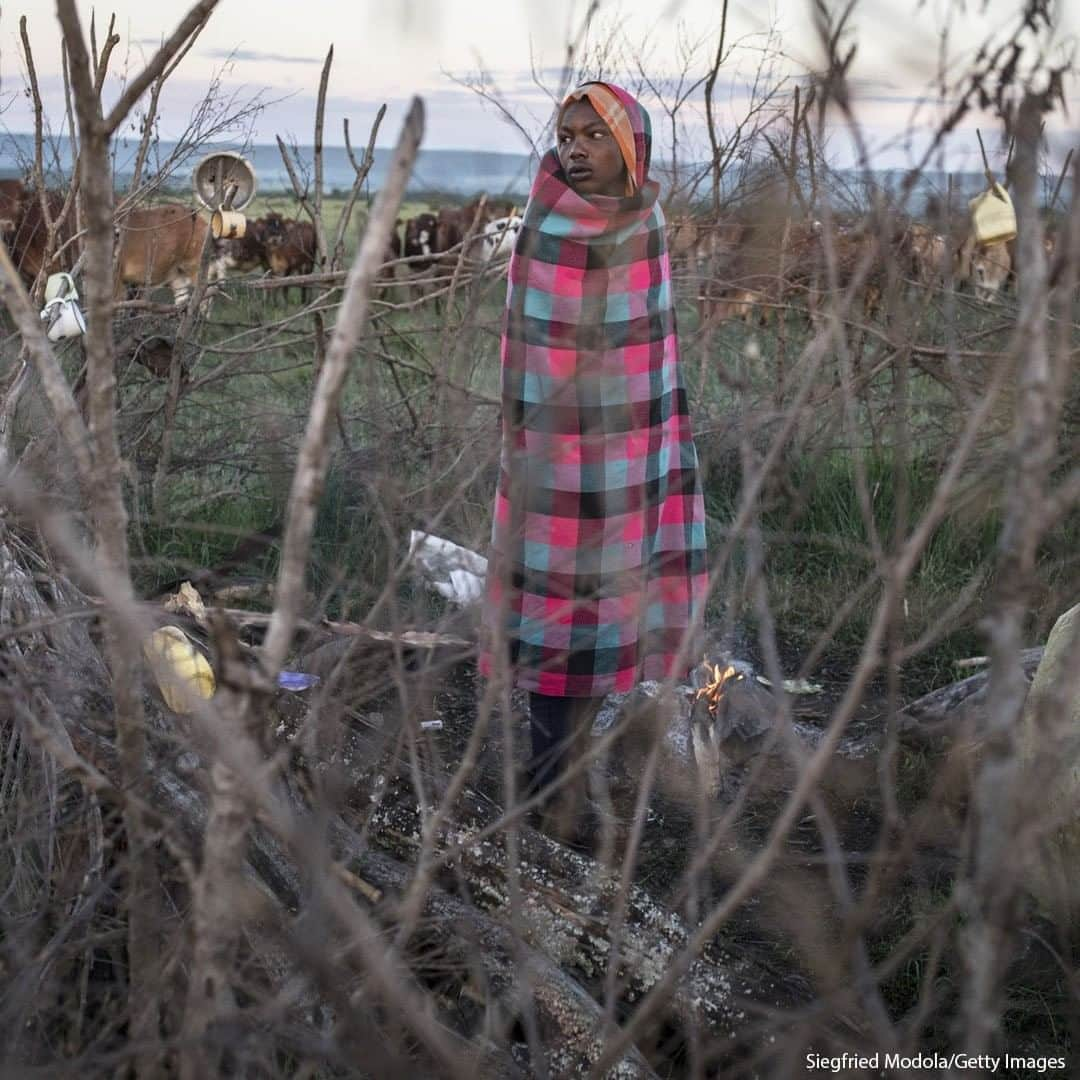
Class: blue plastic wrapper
278,671,320,692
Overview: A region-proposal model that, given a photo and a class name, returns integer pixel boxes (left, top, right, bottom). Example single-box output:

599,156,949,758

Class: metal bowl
192,151,257,212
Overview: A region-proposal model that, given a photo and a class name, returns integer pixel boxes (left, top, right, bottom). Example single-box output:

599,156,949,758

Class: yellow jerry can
143,626,215,714
969,182,1017,245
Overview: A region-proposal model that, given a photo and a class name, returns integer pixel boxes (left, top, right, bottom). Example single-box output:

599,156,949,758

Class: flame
695,661,741,713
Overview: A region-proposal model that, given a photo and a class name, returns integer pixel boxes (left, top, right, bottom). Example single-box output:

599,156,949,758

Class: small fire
695,660,741,713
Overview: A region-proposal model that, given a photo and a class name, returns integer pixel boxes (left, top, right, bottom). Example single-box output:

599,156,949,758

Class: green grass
681,288,1080,688
111,197,1080,695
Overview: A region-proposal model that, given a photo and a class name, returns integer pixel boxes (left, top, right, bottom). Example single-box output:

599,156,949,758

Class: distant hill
0,132,1070,210
0,133,537,197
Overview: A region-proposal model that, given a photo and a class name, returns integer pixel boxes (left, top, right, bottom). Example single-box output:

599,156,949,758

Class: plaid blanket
479,89,708,697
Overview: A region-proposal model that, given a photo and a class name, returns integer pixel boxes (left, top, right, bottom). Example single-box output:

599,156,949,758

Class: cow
223,216,277,273
116,204,226,306
701,286,773,327
969,241,1012,302
261,212,316,303
955,233,1013,302
829,226,888,320
435,200,502,262
780,221,887,321
901,222,951,289
667,216,704,278
698,217,889,328
16,190,76,284
402,201,506,301
0,179,26,238
986,230,1058,296
694,219,748,324
479,214,522,262
402,211,439,298
0,180,77,286
434,205,469,259
696,218,831,326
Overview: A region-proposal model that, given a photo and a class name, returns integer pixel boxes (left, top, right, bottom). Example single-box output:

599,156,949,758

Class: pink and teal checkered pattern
479,89,708,696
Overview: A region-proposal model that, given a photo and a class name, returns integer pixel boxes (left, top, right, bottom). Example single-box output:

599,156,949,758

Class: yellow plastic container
969,182,1017,245
143,626,215,714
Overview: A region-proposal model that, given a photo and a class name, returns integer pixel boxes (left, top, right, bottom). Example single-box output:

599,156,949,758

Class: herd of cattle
0,174,1053,322
0,177,322,305
677,212,1051,328
0,178,524,307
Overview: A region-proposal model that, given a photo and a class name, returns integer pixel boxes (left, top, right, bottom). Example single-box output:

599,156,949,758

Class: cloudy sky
1,0,1076,171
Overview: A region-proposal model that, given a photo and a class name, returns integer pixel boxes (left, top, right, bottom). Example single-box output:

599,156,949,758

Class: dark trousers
526,692,602,798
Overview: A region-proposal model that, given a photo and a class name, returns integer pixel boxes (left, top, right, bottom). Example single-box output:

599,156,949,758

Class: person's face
557,99,628,198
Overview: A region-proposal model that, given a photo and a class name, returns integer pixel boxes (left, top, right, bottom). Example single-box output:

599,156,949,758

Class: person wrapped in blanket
479,82,709,843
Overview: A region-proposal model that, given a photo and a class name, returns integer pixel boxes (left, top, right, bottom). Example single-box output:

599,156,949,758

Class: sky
0,0,1077,172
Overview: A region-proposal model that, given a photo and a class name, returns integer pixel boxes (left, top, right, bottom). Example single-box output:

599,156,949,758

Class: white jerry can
969,182,1017,245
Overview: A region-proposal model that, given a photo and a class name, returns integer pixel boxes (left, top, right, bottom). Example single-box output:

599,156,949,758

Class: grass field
120,192,1080,701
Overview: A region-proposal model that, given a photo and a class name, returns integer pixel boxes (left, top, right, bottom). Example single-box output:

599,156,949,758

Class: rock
590,658,878,802
707,670,776,745
1019,602,1080,917
591,679,696,760
589,666,770,798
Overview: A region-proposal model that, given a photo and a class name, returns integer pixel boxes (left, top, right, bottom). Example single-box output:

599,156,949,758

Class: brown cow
783,221,887,321
0,179,26,238
116,204,226,305
699,218,888,326
901,222,950,288
970,241,1012,302
434,202,492,259
262,213,316,302
399,202,500,303
434,206,464,259
694,219,749,323
956,233,1012,302
15,190,75,283
700,286,773,327
402,211,439,299
0,180,77,285
667,216,707,279
223,216,277,273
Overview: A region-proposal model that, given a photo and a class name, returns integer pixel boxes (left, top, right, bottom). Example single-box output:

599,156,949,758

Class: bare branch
703,0,731,216
312,44,333,269
0,242,92,481
275,133,308,201
102,0,221,136
128,18,209,195
262,98,425,674
93,13,119,96
332,105,386,265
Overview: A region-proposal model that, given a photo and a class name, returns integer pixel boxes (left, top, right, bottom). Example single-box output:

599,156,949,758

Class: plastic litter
143,626,215,713
408,530,487,607
278,671,320,692
755,675,824,695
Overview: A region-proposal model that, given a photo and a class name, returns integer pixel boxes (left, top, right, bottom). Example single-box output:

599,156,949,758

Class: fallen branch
898,647,1045,748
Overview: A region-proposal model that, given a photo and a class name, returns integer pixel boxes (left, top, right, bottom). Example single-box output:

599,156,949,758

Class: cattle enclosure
1,2,1080,1078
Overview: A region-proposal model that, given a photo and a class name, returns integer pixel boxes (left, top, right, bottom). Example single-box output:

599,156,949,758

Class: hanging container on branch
192,151,258,239
39,272,87,342
969,182,1017,246
969,128,1017,246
